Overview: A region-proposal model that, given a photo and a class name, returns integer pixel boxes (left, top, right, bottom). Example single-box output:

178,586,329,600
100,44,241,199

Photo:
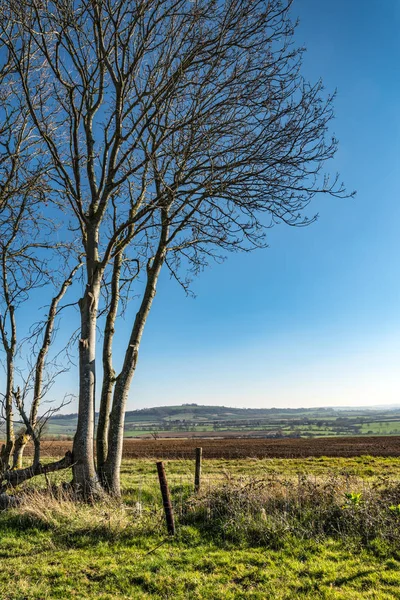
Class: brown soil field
32,436,400,460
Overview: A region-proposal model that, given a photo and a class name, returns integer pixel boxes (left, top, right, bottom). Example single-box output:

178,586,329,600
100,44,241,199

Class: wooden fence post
195,447,202,493
156,461,175,536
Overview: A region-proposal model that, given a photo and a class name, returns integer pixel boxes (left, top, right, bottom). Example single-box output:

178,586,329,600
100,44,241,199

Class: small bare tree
9,260,82,471
2,0,352,497
0,55,48,472
0,157,79,492
0,41,79,496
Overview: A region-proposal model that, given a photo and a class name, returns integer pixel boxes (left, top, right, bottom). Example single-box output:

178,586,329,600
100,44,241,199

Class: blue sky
11,0,399,412
121,0,400,410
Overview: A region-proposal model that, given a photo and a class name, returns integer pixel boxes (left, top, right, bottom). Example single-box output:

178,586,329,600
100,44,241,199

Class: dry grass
13,486,138,536
183,474,400,551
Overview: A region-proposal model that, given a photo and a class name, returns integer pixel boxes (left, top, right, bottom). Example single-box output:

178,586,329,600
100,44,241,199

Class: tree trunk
0,442,13,476
72,233,104,498
101,239,167,495
2,451,73,490
3,353,15,470
12,432,30,470
97,253,122,485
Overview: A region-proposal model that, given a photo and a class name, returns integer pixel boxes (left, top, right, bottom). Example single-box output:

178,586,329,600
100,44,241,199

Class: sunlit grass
1,534,399,599
1,457,400,598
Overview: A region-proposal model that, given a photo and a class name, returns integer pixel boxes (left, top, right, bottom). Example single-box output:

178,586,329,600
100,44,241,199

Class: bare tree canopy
0,0,351,497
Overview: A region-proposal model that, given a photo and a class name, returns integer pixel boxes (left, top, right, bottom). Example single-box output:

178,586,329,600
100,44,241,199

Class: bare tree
0,157,78,493
0,154,80,487
10,261,82,470
0,202,77,499
0,38,79,497
0,56,49,472
2,0,352,497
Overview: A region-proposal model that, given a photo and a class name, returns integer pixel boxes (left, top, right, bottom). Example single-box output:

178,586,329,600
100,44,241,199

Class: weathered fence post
156,461,175,536
195,447,202,493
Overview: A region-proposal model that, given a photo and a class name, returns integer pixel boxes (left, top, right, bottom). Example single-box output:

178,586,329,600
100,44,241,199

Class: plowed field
35,436,400,459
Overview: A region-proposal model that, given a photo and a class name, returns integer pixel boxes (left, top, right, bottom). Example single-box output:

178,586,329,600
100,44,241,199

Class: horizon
53,402,400,418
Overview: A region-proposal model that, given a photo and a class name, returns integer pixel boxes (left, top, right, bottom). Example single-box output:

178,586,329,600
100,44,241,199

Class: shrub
181,475,400,552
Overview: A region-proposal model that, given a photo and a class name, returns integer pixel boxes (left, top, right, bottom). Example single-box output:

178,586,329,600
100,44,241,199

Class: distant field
27,435,400,460
39,404,400,440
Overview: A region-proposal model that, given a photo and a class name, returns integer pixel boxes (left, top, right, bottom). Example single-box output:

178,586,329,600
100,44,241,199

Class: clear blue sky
32,0,400,411
121,0,400,410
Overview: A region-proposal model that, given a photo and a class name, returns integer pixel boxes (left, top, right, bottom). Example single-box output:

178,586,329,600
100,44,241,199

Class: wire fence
19,440,400,539
18,448,400,545
122,460,386,524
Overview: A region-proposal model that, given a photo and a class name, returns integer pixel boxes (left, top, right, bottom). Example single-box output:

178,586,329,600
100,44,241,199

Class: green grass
1,531,399,599
119,455,400,483
2,457,400,598
360,422,400,435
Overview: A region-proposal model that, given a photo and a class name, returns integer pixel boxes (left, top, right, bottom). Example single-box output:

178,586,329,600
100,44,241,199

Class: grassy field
2,456,400,598
2,525,399,599
121,454,400,481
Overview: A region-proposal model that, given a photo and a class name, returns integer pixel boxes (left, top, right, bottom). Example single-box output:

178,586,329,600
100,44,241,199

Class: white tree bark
97,253,122,485
72,231,104,497
101,219,168,495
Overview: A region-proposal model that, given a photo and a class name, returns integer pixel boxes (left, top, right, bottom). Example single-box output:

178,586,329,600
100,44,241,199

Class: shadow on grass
330,569,377,587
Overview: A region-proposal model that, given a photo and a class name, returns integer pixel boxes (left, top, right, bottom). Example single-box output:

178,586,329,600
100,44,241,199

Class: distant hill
37,404,400,439
49,403,357,422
